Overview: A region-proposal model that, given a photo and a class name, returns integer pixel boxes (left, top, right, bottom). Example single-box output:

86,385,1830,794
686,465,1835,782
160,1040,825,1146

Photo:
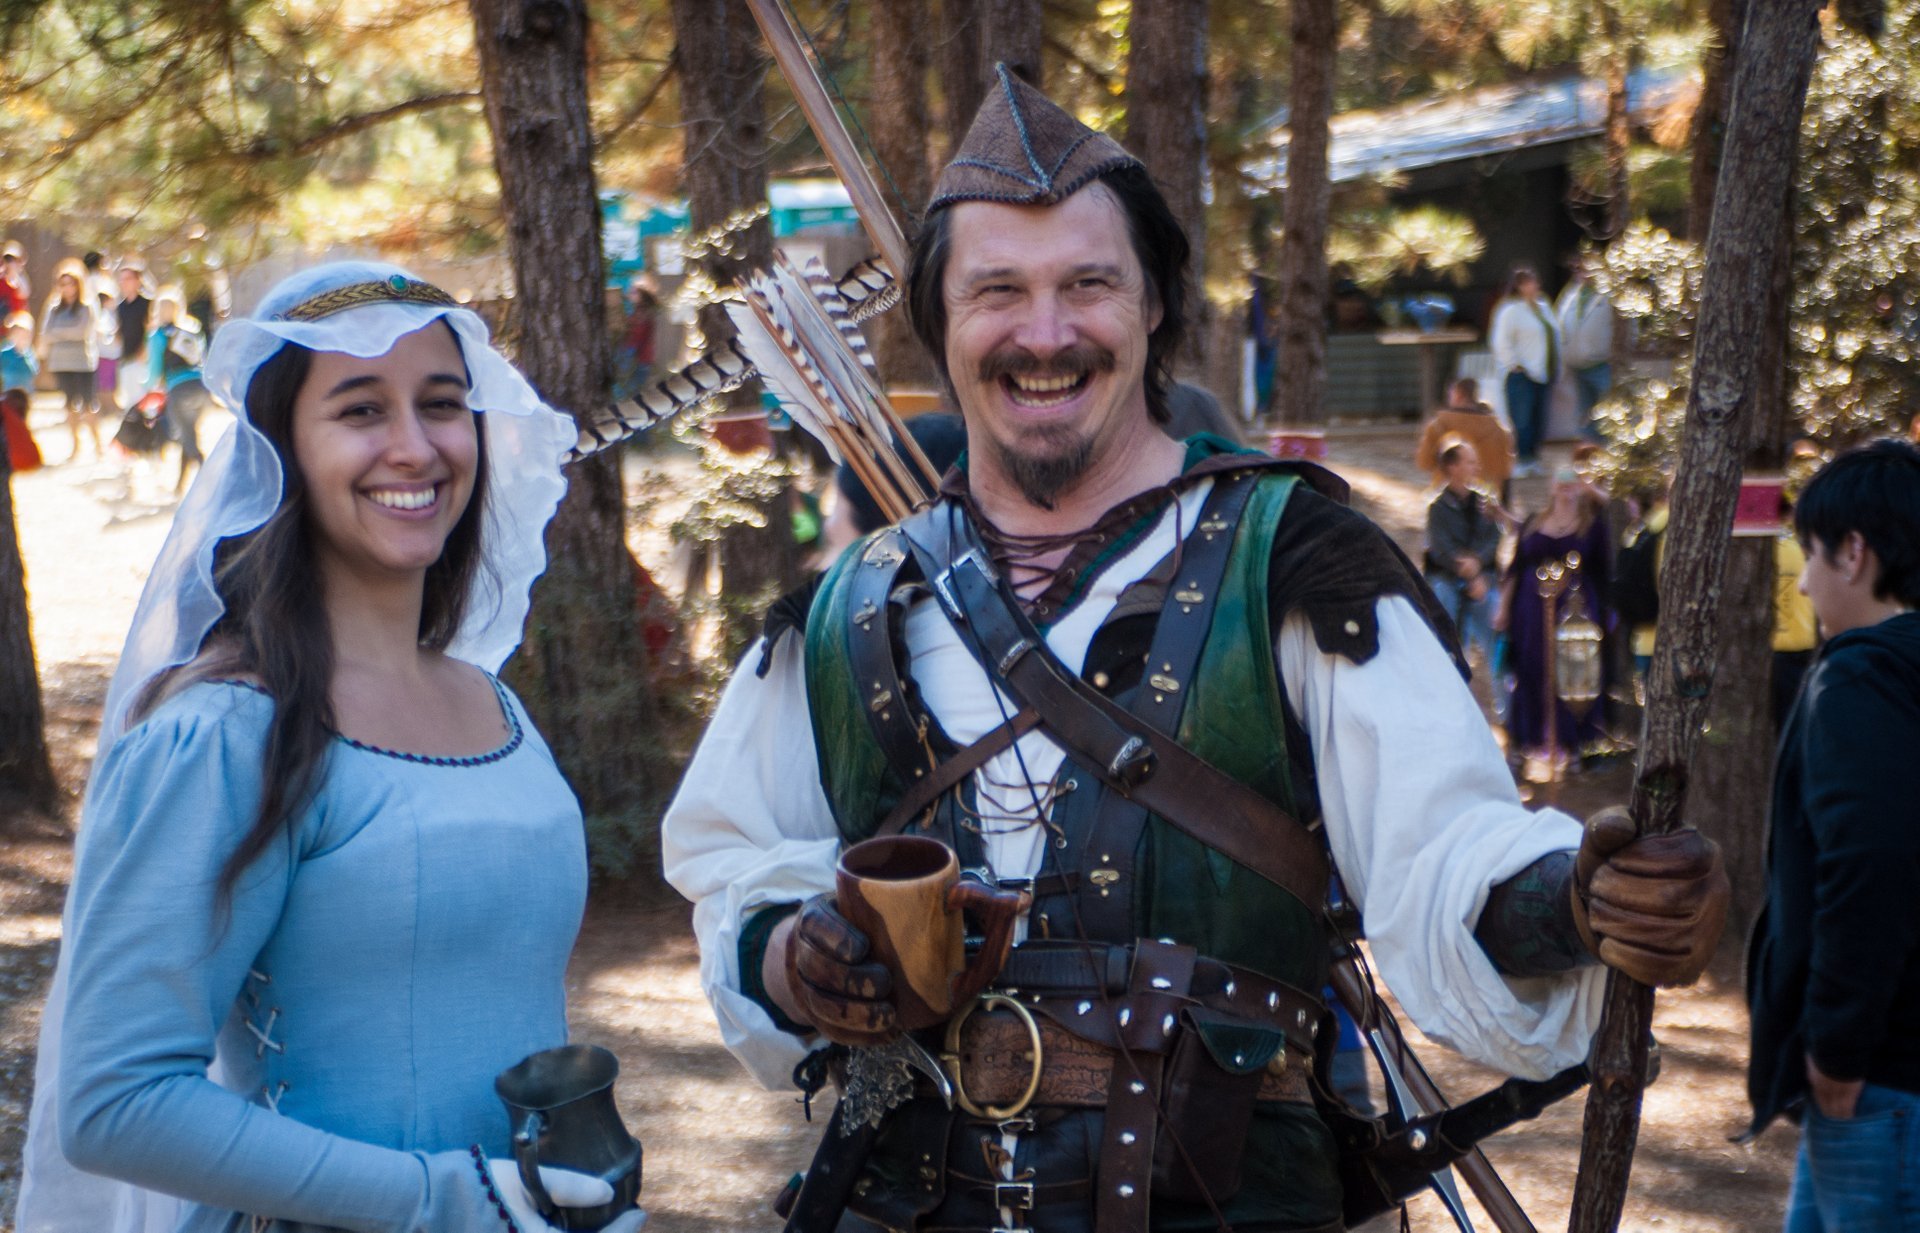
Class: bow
1565,5,1824,1229
742,0,911,282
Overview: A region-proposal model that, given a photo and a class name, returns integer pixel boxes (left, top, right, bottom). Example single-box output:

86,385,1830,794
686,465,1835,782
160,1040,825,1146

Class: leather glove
782,892,899,1047
483,1160,647,1233
1571,806,1730,987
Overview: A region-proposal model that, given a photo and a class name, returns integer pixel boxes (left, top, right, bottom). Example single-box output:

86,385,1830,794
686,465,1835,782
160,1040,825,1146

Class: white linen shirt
1555,281,1615,371
661,487,1606,1091
1490,297,1558,384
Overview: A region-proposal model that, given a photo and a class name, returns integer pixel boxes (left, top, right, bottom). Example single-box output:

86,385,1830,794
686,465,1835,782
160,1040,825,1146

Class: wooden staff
1566,5,1825,1230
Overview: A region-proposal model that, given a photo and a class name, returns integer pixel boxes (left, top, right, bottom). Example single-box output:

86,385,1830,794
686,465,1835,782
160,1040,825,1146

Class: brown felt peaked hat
928,64,1142,213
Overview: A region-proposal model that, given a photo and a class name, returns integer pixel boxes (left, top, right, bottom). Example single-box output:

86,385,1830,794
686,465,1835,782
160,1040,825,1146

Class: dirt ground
0,401,1797,1231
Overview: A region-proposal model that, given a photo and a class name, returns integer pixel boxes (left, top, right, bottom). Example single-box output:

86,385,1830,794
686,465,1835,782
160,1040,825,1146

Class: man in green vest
663,68,1729,1233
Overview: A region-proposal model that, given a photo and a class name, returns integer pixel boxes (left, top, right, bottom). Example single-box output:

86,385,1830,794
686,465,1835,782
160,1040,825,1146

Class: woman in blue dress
17,262,644,1233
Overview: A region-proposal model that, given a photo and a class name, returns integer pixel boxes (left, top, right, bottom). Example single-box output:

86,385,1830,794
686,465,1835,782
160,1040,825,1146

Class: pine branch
594,49,677,147
263,90,482,160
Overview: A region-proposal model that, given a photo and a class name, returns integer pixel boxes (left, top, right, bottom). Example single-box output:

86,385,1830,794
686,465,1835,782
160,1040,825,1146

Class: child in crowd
2,311,38,392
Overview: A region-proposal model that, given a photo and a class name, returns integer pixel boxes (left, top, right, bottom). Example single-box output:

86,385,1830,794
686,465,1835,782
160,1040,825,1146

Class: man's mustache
977,342,1117,385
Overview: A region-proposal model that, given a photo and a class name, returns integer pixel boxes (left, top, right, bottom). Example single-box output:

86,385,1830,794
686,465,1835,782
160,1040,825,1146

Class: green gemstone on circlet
387,274,408,291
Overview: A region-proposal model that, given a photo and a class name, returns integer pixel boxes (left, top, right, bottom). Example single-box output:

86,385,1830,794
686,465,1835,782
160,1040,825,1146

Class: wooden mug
835,834,1029,1031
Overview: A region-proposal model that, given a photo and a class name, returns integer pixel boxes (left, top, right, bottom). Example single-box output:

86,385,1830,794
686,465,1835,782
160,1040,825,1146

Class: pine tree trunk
1688,0,1745,241
0,454,56,816
979,0,1043,88
670,0,799,603
936,0,984,157
467,0,661,867
867,0,937,387
1126,0,1210,378
1272,0,1335,428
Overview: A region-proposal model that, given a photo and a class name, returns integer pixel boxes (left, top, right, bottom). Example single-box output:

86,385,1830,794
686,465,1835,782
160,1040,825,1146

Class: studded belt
941,999,1312,1117
989,942,1327,1054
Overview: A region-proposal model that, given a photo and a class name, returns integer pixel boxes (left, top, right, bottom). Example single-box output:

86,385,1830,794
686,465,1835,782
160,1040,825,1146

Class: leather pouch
1149,1008,1285,1203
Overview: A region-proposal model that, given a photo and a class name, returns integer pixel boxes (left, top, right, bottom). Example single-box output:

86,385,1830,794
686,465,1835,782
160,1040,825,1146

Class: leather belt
943,1004,1312,1114
993,943,1326,1057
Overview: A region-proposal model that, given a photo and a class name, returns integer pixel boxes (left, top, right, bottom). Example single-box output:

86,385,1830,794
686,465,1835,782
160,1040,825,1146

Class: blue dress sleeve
57,687,500,1231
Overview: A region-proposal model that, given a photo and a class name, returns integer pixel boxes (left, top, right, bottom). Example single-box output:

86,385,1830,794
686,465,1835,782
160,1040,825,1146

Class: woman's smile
290,321,479,584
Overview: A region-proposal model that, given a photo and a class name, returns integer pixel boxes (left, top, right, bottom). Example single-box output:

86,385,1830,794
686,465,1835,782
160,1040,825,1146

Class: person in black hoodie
1747,437,1920,1232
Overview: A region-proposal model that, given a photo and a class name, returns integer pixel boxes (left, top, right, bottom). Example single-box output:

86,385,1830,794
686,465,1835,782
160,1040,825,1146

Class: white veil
16,261,578,1232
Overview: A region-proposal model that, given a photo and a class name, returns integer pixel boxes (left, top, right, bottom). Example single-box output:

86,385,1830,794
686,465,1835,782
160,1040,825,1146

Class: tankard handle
512,1109,557,1217
947,879,1032,1007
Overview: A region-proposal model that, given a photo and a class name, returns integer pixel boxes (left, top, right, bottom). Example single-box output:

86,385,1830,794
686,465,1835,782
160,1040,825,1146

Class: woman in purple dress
1498,466,1614,775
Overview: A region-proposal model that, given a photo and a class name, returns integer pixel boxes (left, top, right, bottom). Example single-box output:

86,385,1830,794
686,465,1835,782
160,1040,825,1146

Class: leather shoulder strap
843,527,938,782
1076,468,1267,938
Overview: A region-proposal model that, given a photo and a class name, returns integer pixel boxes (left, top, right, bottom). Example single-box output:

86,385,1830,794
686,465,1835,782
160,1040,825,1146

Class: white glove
484,1159,647,1233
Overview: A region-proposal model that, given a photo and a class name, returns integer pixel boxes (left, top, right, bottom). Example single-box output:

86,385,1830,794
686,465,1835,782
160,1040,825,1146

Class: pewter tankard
495,1044,643,1231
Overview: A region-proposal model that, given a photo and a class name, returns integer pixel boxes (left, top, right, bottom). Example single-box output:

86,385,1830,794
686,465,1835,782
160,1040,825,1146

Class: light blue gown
57,678,588,1232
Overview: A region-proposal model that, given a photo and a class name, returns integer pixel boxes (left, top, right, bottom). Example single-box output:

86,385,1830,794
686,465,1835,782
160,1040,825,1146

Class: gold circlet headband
275,275,458,322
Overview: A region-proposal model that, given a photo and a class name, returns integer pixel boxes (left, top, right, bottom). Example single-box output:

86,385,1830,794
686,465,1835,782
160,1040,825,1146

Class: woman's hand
483,1159,646,1233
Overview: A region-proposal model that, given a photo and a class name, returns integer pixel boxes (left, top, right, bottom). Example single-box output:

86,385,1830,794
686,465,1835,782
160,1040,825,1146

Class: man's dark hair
1794,437,1920,607
905,163,1189,426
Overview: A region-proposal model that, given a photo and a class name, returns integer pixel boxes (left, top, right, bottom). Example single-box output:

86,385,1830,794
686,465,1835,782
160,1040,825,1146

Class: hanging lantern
1555,585,1606,717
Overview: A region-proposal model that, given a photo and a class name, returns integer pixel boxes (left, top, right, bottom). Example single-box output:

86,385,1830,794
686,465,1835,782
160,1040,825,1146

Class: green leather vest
805,465,1325,990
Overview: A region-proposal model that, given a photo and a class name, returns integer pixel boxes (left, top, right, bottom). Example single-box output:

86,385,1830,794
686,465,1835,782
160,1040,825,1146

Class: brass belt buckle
942,993,1045,1120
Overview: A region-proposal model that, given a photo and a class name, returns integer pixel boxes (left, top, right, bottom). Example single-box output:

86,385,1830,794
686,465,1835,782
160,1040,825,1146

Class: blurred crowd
1414,369,1822,787
1,240,213,492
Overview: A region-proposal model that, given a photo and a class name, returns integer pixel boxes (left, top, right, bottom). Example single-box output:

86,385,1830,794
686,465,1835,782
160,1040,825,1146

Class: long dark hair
905,163,1190,425
139,326,491,901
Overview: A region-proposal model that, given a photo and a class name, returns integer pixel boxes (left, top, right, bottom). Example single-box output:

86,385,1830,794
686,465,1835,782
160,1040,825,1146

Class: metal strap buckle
994,1179,1036,1211
942,993,1045,1120
932,546,993,624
